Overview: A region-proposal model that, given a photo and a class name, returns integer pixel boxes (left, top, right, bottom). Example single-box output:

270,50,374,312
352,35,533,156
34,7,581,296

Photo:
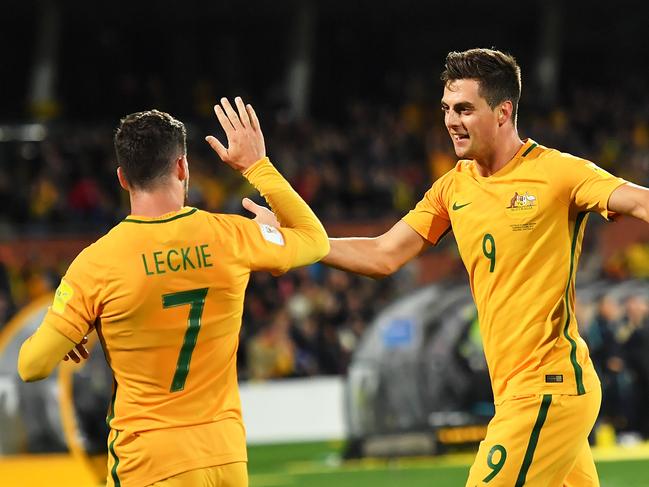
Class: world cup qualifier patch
53,279,74,314
258,223,285,246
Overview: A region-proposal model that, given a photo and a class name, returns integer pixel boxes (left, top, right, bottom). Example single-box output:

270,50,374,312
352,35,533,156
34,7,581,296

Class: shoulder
66,230,114,276
196,210,261,241
528,142,588,166
197,209,250,229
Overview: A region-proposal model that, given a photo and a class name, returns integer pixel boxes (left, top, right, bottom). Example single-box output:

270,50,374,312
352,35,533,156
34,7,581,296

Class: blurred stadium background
2,0,649,485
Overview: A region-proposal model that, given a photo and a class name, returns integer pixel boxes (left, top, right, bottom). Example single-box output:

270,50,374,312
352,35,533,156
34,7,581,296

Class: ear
176,155,189,181
117,167,130,191
498,101,514,127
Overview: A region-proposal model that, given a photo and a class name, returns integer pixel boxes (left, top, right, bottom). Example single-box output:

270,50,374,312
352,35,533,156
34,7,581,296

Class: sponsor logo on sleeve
52,280,74,314
258,223,285,246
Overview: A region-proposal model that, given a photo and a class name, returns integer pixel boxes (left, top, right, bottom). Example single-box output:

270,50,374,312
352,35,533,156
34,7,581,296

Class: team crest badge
505,191,538,218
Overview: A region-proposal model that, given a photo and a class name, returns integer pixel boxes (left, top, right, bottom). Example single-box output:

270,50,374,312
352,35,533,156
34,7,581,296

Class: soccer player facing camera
321,49,649,485
18,98,329,487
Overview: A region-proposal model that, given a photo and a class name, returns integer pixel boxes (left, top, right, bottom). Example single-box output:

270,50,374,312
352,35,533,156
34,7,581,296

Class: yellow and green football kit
403,139,626,486
18,158,329,487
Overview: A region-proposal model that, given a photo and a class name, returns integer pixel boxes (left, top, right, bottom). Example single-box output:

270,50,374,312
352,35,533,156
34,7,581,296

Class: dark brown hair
114,109,187,189
441,48,522,123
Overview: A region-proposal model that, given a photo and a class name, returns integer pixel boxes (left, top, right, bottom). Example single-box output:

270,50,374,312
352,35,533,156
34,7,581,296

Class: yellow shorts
465,386,601,486
146,462,248,487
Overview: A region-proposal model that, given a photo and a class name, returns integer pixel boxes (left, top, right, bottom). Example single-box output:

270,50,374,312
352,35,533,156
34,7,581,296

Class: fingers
242,197,260,214
246,104,261,132
205,135,228,161
235,97,251,128
76,343,89,360
214,104,235,137
67,349,81,363
220,97,242,130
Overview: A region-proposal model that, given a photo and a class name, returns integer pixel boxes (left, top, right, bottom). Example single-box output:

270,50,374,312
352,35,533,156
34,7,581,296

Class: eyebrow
441,100,475,111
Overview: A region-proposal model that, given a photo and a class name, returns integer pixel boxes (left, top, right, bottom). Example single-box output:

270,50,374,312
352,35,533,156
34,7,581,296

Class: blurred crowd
580,293,649,442
1,82,649,395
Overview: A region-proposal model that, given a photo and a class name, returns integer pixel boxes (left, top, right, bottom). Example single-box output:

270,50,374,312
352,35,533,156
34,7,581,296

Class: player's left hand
242,197,280,227
205,97,266,173
63,336,89,363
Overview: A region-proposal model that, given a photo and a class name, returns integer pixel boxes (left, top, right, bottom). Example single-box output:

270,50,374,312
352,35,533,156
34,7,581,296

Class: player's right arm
244,168,454,278
607,183,649,223
323,222,430,278
324,172,453,278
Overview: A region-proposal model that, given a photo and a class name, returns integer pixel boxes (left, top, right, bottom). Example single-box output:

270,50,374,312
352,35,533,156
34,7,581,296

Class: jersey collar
123,207,197,224
470,138,537,180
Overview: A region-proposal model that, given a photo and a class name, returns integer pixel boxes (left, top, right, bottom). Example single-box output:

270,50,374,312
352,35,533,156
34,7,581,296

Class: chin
454,146,470,159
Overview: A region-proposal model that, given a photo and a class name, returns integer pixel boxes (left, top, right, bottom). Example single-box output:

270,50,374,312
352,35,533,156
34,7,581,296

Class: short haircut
441,48,522,123
114,109,187,190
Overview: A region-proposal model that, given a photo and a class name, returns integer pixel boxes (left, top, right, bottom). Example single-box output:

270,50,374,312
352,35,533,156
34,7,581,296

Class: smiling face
441,79,502,161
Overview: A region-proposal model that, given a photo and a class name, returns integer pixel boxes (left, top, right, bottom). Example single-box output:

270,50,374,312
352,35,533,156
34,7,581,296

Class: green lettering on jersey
181,247,196,270
194,246,203,269
141,254,154,276
200,244,213,268
167,249,181,272
153,251,166,274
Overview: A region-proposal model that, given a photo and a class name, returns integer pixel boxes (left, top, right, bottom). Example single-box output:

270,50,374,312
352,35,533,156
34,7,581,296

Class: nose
445,110,460,130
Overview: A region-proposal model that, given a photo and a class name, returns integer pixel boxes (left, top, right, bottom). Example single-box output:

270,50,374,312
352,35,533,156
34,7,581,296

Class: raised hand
62,336,89,363
205,97,266,172
242,197,280,227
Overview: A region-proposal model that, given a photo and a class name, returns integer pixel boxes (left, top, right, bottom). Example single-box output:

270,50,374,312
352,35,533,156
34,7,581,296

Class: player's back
84,207,258,433
39,158,329,486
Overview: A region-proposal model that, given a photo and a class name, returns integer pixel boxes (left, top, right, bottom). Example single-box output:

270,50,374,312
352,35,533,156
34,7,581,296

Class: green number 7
162,288,209,392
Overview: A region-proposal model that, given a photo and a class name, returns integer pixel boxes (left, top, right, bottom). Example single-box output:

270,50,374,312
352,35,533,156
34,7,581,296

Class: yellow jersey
403,139,625,403
39,159,328,487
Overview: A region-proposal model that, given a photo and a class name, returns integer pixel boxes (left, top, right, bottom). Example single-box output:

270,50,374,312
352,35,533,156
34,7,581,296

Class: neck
128,185,185,217
474,129,524,177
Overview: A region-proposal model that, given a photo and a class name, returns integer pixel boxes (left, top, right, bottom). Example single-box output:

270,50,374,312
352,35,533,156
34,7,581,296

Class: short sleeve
402,172,452,245
556,155,626,219
42,248,103,343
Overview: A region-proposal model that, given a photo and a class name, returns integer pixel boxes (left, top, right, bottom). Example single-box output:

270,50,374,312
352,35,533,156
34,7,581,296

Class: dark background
2,0,647,122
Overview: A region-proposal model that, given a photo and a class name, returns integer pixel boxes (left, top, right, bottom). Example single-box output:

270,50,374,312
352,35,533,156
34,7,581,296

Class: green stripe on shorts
515,394,552,486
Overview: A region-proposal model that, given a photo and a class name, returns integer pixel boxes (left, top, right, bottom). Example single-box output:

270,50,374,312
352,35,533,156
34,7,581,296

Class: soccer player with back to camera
17,97,329,487
250,48,649,486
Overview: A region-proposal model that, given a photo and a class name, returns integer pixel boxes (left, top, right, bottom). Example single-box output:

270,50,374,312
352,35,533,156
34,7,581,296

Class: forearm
18,323,76,382
323,237,394,278
323,220,431,278
244,158,329,265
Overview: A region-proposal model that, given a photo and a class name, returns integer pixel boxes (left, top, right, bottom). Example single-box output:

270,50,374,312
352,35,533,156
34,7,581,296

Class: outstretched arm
608,183,649,223
324,221,431,279
239,201,430,279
